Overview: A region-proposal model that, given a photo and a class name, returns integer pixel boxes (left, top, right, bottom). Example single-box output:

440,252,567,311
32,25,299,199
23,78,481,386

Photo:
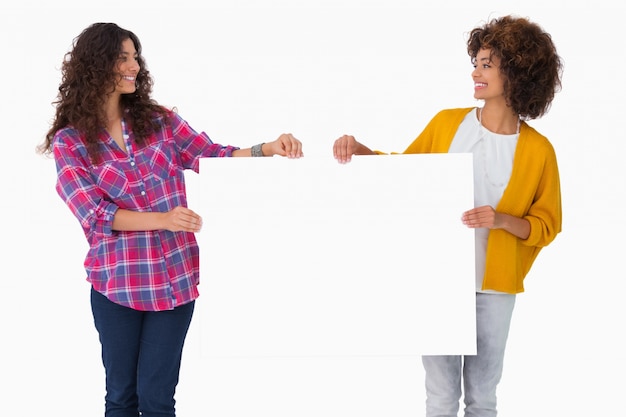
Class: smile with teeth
123,75,135,81
475,82,487,88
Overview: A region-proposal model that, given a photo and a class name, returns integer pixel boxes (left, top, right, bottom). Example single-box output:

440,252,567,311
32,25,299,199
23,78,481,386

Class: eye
117,54,139,63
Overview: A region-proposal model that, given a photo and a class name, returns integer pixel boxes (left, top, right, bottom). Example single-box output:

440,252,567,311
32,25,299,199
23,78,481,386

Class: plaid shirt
53,110,238,311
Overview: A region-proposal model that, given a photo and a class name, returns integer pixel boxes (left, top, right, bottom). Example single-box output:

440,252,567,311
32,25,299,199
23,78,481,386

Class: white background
1,1,624,416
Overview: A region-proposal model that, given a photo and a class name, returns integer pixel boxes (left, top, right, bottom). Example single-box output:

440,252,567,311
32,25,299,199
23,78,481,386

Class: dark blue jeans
91,288,195,417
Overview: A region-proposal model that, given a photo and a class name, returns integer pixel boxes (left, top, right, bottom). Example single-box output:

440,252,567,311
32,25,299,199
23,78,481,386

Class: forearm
497,213,531,240
354,143,376,155
112,209,166,231
232,135,303,158
231,143,267,158
462,206,530,240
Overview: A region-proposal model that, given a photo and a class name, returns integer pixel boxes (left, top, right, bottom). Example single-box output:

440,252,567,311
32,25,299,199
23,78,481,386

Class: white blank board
190,153,476,357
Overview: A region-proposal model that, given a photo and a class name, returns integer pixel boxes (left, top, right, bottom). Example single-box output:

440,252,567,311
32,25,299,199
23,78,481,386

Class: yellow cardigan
396,107,562,293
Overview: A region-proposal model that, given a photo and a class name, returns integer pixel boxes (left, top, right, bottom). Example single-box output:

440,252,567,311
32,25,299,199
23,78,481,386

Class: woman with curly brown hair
332,15,563,416
39,22,302,417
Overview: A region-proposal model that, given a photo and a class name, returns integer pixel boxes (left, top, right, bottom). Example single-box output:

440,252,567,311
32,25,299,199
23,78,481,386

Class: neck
104,96,123,126
478,105,520,135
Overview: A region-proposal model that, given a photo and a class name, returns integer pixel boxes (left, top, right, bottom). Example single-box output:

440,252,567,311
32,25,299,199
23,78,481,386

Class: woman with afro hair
332,15,563,417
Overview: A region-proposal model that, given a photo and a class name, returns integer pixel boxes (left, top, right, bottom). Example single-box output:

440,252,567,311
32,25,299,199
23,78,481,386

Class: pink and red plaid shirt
53,110,238,311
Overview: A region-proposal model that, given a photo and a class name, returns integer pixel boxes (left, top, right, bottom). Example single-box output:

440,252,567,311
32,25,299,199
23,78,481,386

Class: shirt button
141,191,146,196
130,161,135,166
89,209,94,214
123,134,129,139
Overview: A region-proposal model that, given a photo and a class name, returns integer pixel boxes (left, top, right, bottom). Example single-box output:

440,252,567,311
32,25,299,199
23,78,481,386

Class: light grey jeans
422,292,516,417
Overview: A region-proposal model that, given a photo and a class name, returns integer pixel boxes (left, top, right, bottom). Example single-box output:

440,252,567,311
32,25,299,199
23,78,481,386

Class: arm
169,111,303,170
232,133,303,158
333,135,377,163
54,127,203,241
53,130,118,243
112,206,202,233
462,206,530,239
331,109,469,163
112,132,302,232
485,129,562,246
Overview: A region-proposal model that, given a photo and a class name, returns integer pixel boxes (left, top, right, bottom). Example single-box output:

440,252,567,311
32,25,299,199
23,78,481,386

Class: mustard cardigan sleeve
402,108,473,154
483,123,562,293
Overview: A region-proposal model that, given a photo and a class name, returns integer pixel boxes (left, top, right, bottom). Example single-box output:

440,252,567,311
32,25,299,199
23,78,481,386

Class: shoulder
435,107,475,117
51,126,92,165
518,123,559,172
520,123,556,154
53,126,85,149
428,107,474,125
148,106,179,125
422,108,474,133
153,107,188,130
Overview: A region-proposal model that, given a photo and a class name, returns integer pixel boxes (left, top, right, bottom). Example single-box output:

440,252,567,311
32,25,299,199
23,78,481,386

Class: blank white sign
190,153,476,357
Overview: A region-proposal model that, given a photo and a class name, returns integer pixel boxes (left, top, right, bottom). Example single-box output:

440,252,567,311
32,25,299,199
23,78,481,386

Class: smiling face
471,48,506,103
113,38,140,96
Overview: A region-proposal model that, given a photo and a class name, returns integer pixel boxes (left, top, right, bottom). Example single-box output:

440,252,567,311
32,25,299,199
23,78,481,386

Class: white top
448,108,519,293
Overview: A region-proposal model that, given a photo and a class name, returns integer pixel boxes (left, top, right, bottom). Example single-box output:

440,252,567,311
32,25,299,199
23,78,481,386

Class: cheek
493,76,506,94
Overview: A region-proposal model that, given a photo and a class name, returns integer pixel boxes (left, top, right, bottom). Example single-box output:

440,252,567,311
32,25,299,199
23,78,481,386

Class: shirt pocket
92,163,131,199
143,141,178,182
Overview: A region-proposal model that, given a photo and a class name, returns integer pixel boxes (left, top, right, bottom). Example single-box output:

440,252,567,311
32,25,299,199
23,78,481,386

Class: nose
129,57,140,73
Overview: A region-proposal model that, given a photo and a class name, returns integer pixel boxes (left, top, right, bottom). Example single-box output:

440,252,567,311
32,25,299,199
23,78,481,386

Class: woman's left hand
462,205,531,239
265,133,304,158
461,205,498,229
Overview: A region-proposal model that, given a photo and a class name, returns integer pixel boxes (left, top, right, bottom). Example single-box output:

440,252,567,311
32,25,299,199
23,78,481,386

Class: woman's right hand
163,206,203,233
265,133,304,158
333,135,373,164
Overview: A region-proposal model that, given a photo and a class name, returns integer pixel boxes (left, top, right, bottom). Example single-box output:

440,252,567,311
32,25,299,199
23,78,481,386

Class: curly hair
467,15,563,120
40,23,169,162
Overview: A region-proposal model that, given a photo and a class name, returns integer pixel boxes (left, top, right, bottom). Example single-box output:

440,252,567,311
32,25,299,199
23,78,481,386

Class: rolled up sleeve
53,131,118,244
